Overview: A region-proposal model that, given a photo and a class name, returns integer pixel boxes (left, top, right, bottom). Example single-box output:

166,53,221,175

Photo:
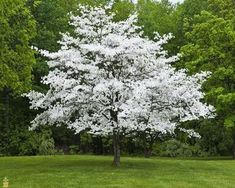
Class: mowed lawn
0,155,235,188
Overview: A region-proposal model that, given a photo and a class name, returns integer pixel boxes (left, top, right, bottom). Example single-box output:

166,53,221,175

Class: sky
170,0,184,3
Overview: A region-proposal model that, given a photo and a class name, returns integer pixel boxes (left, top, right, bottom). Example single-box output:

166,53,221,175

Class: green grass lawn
0,155,235,188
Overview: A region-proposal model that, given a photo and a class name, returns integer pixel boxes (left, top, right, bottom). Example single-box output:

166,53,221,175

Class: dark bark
112,131,120,167
144,147,151,158
144,141,154,158
144,134,155,158
110,104,121,167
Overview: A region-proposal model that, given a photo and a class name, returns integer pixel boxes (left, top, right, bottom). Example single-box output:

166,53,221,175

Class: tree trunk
113,131,120,167
143,134,154,158
144,147,151,158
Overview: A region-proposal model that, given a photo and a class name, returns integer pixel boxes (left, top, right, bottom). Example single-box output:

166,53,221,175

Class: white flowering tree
26,5,214,166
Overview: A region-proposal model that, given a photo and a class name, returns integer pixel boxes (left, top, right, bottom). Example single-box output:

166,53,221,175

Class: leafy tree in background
112,0,135,21
29,0,78,92
174,0,208,47
137,0,176,39
0,0,39,155
0,0,36,93
0,0,78,156
137,0,178,54
179,0,235,156
0,0,36,134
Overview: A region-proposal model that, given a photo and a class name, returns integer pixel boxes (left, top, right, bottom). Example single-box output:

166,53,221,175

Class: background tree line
0,0,234,157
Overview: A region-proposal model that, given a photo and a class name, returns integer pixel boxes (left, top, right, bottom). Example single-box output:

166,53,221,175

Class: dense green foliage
0,0,36,93
0,0,36,156
0,0,234,158
1,155,235,187
179,0,235,155
180,0,235,126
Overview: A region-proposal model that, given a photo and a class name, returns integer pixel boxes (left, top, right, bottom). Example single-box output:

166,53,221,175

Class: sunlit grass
0,155,234,188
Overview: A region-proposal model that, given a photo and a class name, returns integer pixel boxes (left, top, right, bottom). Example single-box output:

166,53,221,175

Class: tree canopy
26,5,214,166
0,0,36,93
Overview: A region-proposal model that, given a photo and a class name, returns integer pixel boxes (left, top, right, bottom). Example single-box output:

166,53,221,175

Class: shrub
69,145,79,155
37,130,55,155
153,139,207,157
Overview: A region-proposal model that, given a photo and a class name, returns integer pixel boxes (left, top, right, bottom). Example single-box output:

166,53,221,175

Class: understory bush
69,145,79,155
0,127,55,156
153,139,208,157
38,130,56,155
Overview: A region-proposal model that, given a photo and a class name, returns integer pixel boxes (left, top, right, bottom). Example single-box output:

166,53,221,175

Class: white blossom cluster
25,5,215,137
